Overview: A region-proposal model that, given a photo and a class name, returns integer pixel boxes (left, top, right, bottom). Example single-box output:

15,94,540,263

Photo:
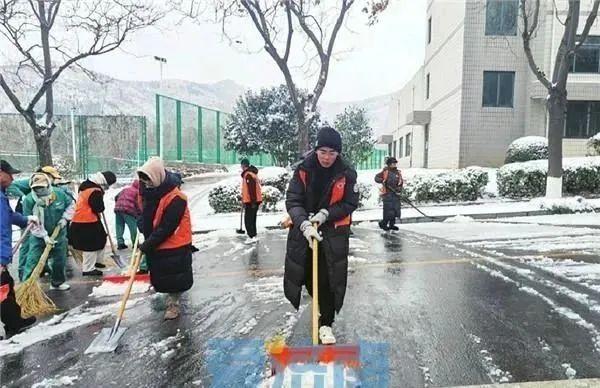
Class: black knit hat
386,156,398,166
240,158,250,167
315,126,342,153
101,171,117,186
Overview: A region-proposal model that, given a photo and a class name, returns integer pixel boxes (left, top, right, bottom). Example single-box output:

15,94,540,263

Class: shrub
355,182,373,208
587,133,600,156
260,167,291,193
208,184,242,213
408,168,488,202
505,136,548,164
498,157,600,198
531,196,595,214
261,185,283,212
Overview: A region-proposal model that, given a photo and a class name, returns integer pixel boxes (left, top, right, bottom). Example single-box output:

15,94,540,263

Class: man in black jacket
375,156,403,231
284,126,359,345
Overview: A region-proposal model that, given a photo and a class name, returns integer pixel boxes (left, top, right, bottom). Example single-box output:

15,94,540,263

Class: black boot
378,221,389,231
6,316,36,337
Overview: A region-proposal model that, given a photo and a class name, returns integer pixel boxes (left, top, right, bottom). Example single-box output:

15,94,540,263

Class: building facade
382,0,600,168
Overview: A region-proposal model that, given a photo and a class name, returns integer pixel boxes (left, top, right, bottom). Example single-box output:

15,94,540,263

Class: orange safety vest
298,170,351,228
152,188,192,250
379,169,403,195
72,187,102,223
241,171,262,204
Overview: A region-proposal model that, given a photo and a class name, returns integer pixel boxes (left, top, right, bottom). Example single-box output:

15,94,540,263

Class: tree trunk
34,125,53,166
545,90,566,198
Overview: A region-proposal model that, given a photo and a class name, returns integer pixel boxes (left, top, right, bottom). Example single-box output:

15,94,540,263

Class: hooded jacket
114,180,141,217
0,187,27,266
68,180,107,251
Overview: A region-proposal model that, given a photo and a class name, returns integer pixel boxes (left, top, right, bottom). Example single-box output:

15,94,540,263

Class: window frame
427,16,432,44
405,133,412,157
570,35,600,74
485,0,518,36
398,137,404,158
426,73,430,100
565,100,600,139
482,71,515,108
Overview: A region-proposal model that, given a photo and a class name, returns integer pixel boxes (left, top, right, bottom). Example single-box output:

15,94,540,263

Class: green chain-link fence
155,94,275,166
0,113,147,177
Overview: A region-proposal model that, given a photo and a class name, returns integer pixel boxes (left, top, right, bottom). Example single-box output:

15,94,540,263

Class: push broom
102,232,150,284
15,225,62,318
267,222,360,375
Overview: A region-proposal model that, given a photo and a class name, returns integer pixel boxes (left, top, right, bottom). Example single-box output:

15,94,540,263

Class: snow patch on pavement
243,276,285,304
467,334,513,384
89,281,151,297
443,215,475,223
0,299,143,357
140,329,184,358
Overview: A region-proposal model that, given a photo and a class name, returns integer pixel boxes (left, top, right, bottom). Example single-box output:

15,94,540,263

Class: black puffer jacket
284,152,359,312
68,180,107,251
139,172,193,294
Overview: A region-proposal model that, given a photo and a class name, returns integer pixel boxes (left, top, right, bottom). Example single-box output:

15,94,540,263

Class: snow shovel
102,232,150,284
236,203,245,234
85,250,143,354
101,213,126,268
267,223,360,374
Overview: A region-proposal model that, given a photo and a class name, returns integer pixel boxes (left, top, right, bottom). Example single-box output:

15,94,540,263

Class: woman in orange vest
137,157,193,320
284,126,359,345
68,171,116,276
375,156,404,231
240,158,262,245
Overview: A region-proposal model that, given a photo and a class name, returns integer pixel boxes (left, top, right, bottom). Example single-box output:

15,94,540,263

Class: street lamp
154,56,167,159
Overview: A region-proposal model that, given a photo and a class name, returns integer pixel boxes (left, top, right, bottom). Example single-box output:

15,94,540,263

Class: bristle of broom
16,278,57,318
69,247,83,265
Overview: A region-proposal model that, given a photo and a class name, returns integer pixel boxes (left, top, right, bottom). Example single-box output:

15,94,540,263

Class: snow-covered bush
505,136,548,164
587,133,600,156
261,185,283,212
355,182,373,208
260,167,291,193
208,184,242,213
498,157,600,198
52,155,79,180
531,196,595,214
409,169,488,202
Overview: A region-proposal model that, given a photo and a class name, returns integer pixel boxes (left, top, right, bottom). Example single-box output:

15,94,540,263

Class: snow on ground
467,333,513,383
492,213,600,227
443,215,475,223
243,276,285,304
530,196,596,213
468,234,600,253
89,281,151,297
0,298,143,357
31,375,79,387
139,329,184,358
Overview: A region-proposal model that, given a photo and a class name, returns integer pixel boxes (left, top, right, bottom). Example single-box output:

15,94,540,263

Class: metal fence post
155,94,161,157
218,111,222,164
176,100,182,160
198,107,203,163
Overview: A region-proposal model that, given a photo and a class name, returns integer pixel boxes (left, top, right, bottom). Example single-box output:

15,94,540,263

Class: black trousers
1,267,24,330
244,203,258,238
305,247,335,326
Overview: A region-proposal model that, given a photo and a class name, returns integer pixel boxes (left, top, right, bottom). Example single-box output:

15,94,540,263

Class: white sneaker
50,283,71,291
319,326,336,345
244,237,258,245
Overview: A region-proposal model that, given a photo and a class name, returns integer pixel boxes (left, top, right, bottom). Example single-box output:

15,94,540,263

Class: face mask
34,187,50,197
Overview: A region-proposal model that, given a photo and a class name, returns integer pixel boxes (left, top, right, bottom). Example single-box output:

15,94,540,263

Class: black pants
305,247,335,326
244,203,258,238
1,267,24,330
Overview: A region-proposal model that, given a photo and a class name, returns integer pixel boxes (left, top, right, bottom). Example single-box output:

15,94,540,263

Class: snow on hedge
498,156,600,198
505,136,548,164
530,196,596,214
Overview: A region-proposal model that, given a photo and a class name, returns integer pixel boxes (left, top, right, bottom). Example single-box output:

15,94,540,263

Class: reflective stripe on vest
72,188,101,223
241,171,262,204
298,170,351,228
153,188,192,250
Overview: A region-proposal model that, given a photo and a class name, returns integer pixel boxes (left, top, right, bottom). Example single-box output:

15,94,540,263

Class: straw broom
16,225,62,318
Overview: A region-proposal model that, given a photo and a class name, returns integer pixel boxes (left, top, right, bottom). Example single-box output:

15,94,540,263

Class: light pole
154,56,167,159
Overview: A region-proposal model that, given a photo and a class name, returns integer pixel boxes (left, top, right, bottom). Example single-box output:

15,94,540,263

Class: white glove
27,215,40,225
44,235,56,246
309,209,329,227
300,221,322,249
58,218,68,229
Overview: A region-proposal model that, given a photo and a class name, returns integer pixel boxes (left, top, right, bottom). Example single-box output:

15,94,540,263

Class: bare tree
179,0,389,155
0,0,163,165
520,0,600,197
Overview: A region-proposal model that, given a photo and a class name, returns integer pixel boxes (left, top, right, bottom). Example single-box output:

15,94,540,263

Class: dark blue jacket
1,188,27,266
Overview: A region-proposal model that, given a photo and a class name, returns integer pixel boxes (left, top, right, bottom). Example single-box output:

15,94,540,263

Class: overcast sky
82,0,426,103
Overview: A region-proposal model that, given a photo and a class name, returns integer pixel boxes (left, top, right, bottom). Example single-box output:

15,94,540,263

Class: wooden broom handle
116,251,142,321
12,223,33,256
312,222,319,346
101,213,117,253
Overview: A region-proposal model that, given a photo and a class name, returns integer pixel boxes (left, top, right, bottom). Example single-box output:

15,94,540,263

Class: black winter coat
139,172,193,294
375,168,403,219
68,180,107,251
284,152,359,313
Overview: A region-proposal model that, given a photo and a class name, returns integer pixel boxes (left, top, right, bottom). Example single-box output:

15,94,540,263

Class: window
565,101,600,138
482,71,515,107
398,138,404,158
392,140,397,157
426,73,430,100
485,0,518,36
427,17,432,44
388,143,393,156
405,133,412,157
570,36,600,73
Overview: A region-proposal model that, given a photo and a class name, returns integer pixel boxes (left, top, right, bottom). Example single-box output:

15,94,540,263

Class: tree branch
520,0,551,89
575,0,600,50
